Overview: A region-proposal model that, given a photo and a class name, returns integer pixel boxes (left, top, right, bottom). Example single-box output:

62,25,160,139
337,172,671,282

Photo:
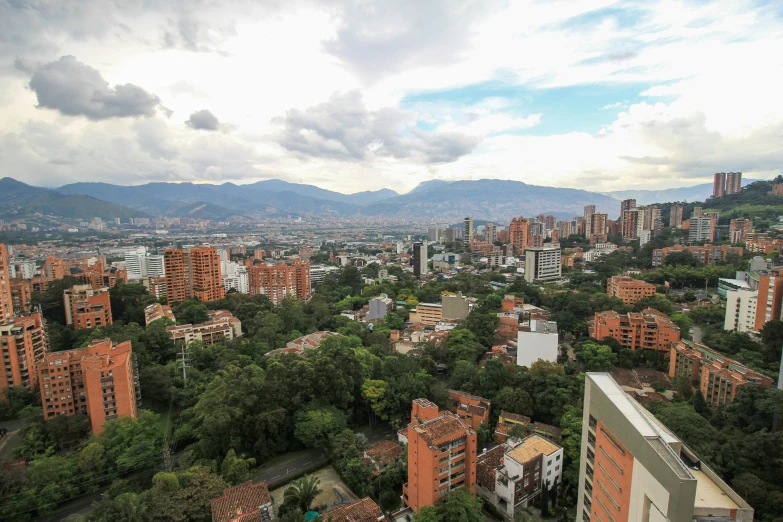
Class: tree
220,449,256,485
176,300,210,325
438,489,484,522
147,466,228,522
663,251,701,267
414,506,442,522
294,406,347,448
493,387,534,417
79,442,107,474
575,341,617,371
284,475,322,514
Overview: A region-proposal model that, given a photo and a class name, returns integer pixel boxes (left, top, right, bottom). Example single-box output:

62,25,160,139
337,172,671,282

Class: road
0,418,29,463
692,325,703,343
258,424,394,486
35,424,394,521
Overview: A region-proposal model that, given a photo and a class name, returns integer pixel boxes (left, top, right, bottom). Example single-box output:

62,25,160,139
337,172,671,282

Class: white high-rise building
145,255,165,278
17,261,36,280
221,260,249,294
124,247,148,280
524,246,562,282
724,288,758,333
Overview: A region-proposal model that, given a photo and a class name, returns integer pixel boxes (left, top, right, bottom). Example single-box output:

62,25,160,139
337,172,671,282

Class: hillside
0,178,148,220
605,178,759,205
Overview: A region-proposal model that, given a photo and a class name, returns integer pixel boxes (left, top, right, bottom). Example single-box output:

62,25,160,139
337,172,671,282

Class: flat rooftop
692,469,740,510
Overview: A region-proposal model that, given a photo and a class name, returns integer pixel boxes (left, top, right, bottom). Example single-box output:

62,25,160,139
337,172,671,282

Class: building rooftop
477,445,506,491
412,412,469,444
500,412,531,424
211,481,271,522
325,497,387,521
506,434,561,464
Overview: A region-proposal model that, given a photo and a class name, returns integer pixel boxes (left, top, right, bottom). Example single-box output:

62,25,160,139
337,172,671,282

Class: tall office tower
577,373,753,522
584,205,596,237
164,247,225,303
0,244,12,322
248,260,310,305
484,223,497,244
38,339,140,434
524,246,562,282
620,199,636,229
545,215,557,232
692,207,703,218
726,172,742,195
412,241,428,277
124,247,148,280
509,217,531,254
64,285,113,330
1,313,47,391
670,204,683,228
463,217,474,247
689,217,715,242
713,172,727,198
401,399,477,512
43,256,65,282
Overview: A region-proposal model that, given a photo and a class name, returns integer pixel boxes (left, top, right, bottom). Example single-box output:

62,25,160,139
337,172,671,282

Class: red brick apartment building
0,313,47,391
606,276,656,306
248,259,310,305
669,341,773,407
402,399,478,512
63,285,112,330
164,247,225,304
448,390,491,431
37,339,139,434
591,308,681,352
0,243,13,322
652,244,743,267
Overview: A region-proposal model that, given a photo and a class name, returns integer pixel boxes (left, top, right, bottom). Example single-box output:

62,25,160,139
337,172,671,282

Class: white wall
517,328,559,368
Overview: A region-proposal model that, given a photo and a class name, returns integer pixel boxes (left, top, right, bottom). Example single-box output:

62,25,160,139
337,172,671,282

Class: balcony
105,414,118,420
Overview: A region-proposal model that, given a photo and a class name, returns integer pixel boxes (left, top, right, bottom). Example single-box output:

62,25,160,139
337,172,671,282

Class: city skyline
1,1,782,193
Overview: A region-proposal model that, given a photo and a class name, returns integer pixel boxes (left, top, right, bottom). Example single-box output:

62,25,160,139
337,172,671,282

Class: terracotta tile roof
211,481,271,522
324,497,388,521
477,445,505,492
265,346,305,357
500,412,531,425
530,422,563,437
363,440,403,472
494,423,512,435
465,404,487,417
506,435,561,465
412,412,469,444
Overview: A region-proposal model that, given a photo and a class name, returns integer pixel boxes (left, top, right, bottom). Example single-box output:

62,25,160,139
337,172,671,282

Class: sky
1,0,782,195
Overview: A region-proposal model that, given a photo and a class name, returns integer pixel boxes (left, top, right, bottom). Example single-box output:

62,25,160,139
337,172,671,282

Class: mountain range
0,176,766,222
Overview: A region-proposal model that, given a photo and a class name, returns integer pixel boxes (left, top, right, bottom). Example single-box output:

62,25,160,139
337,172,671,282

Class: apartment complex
724,289,758,333
409,302,443,325
606,276,656,305
688,217,715,242
524,246,562,282
463,217,474,247
729,218,753,244
64,285,112,330
1,313,47,390
247,260,310,305
591,309,681,352
477,435,564,519
448,390,491,431
164,247,225,303
37,339,140,434
509,217,531,254
144,303,176,325
9,279,32,313
517,319,559,367
652,244,744,267
401,398,478,512
166,310,242,346
577,373,754,522
669,341,773,407
0,244,13,322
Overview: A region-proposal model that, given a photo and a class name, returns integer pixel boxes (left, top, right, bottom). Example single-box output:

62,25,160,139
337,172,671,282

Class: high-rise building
221,261,249,294
622,210,639,240
484,223,497,244
64,285,113,330
606,276,657,305
1,312,47,391
164,247,225,303
401,398,478,512
427,228,444,243
584,205,596,237
729,218,753,244
669,341,772,407
713,172,727,198
509,217,531,254
124,247,148,280
724,288,758,333
248,260,310,305
545,215,557,232
37,338,140,434
726,172,742,195
670,204,683,228
146,255,165,278
689,217,715,242
412,241,428,277
589,213,608,237
619,199,636,230
524,246,562,282
43,256,65,282
9,279,32,313
692,206,703,218
463,217,474,247
0,244,13,322
577,373,754,522
558,220,572,239
591,309,681,352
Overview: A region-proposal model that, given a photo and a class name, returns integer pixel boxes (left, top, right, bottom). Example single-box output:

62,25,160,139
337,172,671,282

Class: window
556,455,561,461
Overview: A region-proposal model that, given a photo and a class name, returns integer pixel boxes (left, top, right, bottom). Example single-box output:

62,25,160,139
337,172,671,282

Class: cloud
601,102,623,110
186,110,220,130
273,91,479,163
29,56,166,120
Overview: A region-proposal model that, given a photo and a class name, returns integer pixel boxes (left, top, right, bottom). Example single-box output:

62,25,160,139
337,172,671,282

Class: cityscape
2,2,783,522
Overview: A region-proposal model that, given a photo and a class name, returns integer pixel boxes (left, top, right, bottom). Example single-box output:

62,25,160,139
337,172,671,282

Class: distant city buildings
577,373,754,522
509,217,531,255
729,218,753,244
670,204,683,228
652,244,743,267
248,260,310,305
412,241,428,277
713,171,742,198
0,244,12,321
463,217,474,247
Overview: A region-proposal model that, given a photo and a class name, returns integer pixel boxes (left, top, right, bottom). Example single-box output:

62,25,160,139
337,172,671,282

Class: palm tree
283,475,322,513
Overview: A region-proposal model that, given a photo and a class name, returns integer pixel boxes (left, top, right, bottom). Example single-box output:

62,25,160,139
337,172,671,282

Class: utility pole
176,344,191,387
